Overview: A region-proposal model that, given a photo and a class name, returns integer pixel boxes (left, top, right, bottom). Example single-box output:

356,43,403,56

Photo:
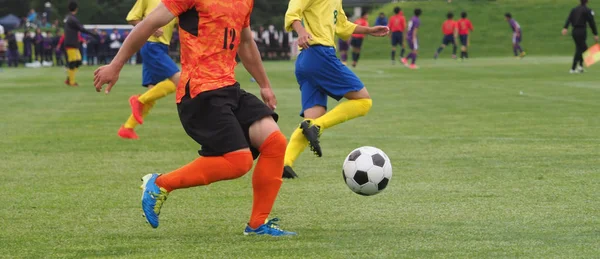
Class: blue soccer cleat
140,174,169,228
243,218,297,237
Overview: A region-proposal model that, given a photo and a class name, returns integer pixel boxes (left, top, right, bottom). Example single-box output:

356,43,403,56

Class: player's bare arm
238,27,277,110
94,3,174,93
353,25,389,37
291,20,312,49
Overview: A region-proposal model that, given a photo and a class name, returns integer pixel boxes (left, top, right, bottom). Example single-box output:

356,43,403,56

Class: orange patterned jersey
162,0,253,103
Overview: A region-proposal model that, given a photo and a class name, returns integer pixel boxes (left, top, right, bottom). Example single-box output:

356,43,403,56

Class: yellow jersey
126,0,177,45
285,0,357,49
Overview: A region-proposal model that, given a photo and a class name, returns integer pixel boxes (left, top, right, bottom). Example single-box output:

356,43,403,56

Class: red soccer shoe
118,126,139,140
129,95,144,124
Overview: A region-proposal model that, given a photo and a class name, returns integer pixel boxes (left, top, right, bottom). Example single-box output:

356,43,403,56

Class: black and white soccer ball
342,146,392,196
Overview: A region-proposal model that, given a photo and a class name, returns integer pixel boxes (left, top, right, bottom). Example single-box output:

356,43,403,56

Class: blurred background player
457,11,474,60
117,0,181,140
63,1,98,86
562,0,598,73
389,7,406,65
505,13,526,58
402,8,422,69
94,0,295,236
283,0,389,179
375,12,388,26
434,12,458,59
350,12,369,67
338,38,350,65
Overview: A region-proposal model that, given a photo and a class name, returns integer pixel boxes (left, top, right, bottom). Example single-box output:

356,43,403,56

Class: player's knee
259,131,287,157
358,98,373,116
226,151,254,176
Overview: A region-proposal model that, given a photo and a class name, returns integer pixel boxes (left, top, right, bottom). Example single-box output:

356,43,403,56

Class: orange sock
248,131,286,229
155,150,253,192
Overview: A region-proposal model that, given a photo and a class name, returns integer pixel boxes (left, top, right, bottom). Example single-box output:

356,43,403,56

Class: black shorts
177,82,278,159
350,37,364,48
391,32,403,46
442,35,455,45
459,35,468,46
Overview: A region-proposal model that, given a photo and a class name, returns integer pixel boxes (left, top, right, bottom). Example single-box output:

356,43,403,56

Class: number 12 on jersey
223,27,237,50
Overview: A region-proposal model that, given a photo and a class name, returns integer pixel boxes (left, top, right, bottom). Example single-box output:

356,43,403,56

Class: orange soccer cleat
118,125,139,140
129,95,144,124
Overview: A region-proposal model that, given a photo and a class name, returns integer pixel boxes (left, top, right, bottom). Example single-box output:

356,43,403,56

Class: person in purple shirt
22,30,34,63
505,13,526,58
402,8,422,69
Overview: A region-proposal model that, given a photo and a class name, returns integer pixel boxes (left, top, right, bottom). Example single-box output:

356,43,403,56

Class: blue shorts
391,32,403,46
459,35,468,46
140,42,180,87
442,34,455,45
295,46,364,117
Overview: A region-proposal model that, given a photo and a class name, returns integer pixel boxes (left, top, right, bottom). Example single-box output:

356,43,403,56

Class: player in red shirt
350,12,369,67
457,12,474,60
388,7,406,64
434,12,458,59
93,0,295,236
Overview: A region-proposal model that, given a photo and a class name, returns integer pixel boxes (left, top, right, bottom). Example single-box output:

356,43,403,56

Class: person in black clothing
563,0,599,73
34,28,44,62
6,31,20,67
63,1,98,86
86,28,99,66
23,30,34,63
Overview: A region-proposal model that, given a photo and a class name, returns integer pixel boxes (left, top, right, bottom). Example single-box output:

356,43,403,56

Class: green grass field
1,57,599,258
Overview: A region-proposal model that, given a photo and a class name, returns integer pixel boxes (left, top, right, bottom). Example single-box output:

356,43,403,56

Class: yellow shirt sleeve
126,0,146,22
284,0,313,32
335,8,357,41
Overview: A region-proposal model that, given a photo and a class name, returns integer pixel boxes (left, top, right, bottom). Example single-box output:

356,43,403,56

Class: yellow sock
138,80,176,104
124,115,138,129
313,99,373,129
67,69,77,85
124,100,155,129
284,126,309,167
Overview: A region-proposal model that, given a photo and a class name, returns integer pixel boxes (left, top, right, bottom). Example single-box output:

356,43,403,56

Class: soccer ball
342,146,392,196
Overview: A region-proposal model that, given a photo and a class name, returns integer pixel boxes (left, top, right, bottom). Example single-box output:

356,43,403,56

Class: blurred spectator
53,30,65,66
0,24,4,36
86,28,99,66
375,12,388,26
34,28,44,61
23,30,33,63
99,30,109,64
43,31,54,64
40,17,52,29
279,28,292,60
44,2,53,22
256,25,266,58
52,19,60,29
109,28,122,61
6,31,19,67
0,36,5,67
27,9,38,24
262,25,279,59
